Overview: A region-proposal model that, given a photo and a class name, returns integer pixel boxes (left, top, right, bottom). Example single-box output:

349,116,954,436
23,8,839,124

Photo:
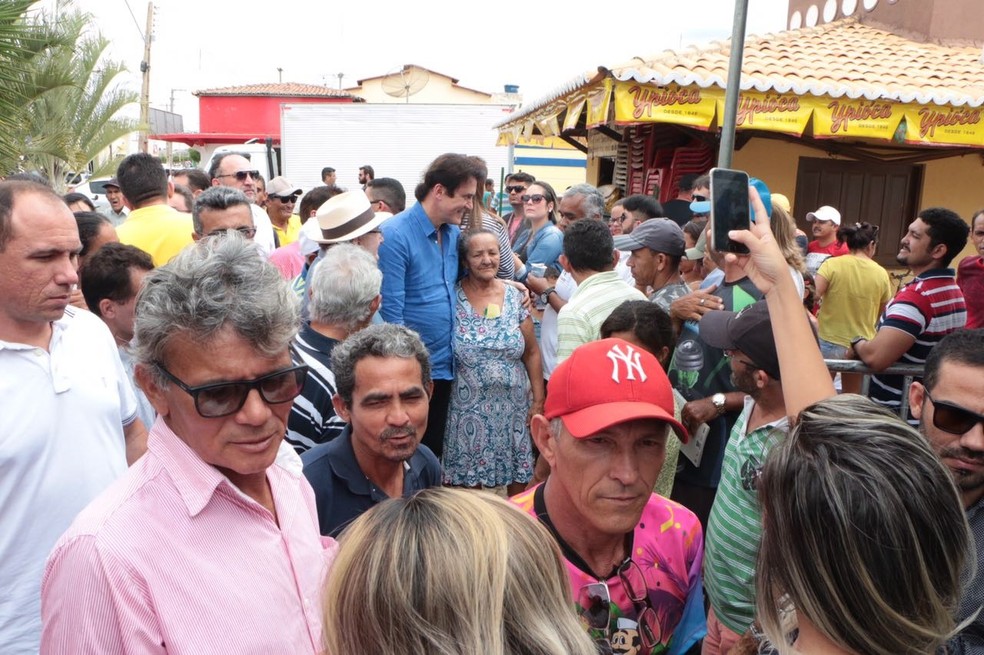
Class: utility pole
167,88,186,170
717,0,749,168
138,3,154,154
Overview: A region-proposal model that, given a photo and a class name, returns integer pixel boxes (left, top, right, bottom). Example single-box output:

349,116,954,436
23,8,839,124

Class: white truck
279,103,513,202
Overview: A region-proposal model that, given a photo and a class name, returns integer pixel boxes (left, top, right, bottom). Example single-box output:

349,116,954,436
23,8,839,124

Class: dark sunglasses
692,194,707,202
926,392,984,435
270,194,298,203
506,185,527,193
577,559,660,652
217,170,260,182
521,194,547,204
157,362,308,418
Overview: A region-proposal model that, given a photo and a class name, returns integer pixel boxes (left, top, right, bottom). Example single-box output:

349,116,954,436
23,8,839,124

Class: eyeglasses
156,361,309,418
270,194,297,203
521,194,546,204
506,185,527,193
692,195,707,202
205,226,257,239
725,349,760,370
577,559,660,653
216,170,260,182
926,392,984,435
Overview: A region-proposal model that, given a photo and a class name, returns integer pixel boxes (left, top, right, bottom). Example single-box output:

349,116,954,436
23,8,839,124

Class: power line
120,0,145,41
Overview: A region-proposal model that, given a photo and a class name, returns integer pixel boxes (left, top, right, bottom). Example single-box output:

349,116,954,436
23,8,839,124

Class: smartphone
709,167,750,254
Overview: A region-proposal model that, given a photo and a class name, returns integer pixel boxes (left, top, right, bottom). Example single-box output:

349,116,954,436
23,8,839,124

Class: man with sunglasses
909,328,984,653
697,301,793,655
662,173,699,227
512,338,704,655
209,152,277,255
191,186,257,241
264,176,303,246
114,153,194,267
502,171,536,244
41,235,336,654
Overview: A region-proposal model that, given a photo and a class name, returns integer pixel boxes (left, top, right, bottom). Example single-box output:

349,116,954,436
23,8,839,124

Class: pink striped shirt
40,420,338,654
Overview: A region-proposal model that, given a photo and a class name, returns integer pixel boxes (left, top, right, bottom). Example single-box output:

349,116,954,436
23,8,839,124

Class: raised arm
727,187,836,419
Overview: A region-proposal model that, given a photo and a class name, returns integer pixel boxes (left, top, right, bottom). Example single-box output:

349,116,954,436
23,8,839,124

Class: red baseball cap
545,338,689,442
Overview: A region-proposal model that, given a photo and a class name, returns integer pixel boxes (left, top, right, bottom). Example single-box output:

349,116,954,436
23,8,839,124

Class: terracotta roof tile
194,83,360,99
497,18,984,130
603,18,984,108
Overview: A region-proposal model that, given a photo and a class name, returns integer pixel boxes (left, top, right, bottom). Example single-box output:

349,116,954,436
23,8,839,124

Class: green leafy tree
20,7,138,191
0,0,75,172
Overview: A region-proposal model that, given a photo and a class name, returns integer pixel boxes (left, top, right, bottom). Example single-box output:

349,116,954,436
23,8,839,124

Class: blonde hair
756,394,971,655
770,204,805,273
322,488,598,655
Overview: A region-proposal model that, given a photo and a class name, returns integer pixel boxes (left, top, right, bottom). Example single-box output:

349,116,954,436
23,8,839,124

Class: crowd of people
1,149,983,655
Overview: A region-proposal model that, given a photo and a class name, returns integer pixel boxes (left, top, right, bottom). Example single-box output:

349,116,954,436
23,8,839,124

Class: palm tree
19,8,138,191
0,0,75,173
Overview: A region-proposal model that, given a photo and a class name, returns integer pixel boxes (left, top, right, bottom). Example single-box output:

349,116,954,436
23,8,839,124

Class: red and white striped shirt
40,420,338,654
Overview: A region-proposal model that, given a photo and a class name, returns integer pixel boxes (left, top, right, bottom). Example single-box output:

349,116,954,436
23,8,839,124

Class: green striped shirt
704,396,789,634
556,271,647,362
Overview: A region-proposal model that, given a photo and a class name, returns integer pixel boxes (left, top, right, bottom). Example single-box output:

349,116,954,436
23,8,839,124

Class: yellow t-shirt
816,254,893,346
272,215,302,247
116,203,194,267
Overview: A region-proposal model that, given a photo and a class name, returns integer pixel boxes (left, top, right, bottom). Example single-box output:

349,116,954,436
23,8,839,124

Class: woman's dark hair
836,221,879,251
600,300,674,366
682,220,704,242
74,211,113,257
63,192,95,211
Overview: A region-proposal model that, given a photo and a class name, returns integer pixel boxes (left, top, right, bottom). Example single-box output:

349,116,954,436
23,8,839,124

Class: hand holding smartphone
709,167,750,254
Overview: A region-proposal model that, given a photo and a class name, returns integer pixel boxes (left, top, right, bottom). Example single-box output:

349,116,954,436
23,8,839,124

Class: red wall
198,96,353,136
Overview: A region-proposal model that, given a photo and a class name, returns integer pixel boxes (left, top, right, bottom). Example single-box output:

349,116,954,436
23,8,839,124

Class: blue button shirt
378,203,459,379
301,425,442,538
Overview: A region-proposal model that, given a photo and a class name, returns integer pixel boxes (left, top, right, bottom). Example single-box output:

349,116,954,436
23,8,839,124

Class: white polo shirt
0,307,136,654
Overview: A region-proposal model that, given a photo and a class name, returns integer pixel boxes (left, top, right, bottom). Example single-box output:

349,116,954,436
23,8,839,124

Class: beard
730,367,758,396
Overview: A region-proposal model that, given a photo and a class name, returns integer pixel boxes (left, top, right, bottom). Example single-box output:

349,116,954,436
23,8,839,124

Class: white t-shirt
251,204,276,255
0,308,136,654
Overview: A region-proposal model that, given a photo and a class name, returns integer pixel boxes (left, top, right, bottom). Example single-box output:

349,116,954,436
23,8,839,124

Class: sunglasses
205,226,256,239
270,194,298,203
506,185,527,193
521,194,547,204
157,362,309,418
216,170,260,182
926,392,984,435
725,350,760,371
577,559,660,652
692,195,707,202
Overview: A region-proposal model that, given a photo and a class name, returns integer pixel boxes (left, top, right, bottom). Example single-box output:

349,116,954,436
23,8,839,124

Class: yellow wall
733,138,984,262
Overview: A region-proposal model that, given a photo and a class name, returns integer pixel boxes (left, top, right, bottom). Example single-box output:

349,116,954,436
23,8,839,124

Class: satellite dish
381,65,430,103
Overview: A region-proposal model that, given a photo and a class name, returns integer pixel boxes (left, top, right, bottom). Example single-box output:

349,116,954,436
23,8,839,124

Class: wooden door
793,158,923,266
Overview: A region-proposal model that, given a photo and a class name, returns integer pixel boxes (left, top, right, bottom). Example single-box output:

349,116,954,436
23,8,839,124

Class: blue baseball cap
749,177,772,219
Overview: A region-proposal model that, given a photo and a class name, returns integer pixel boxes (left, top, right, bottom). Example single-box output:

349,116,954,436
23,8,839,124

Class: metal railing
824,359,924,421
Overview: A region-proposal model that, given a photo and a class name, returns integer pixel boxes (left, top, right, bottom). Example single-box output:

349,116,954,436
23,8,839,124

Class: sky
58,0,789,132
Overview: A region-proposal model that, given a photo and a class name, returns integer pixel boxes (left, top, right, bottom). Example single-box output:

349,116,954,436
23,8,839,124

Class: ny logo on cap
606,344,648,384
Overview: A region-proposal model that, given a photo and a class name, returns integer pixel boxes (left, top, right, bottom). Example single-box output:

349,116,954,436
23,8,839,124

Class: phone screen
710,168,750,254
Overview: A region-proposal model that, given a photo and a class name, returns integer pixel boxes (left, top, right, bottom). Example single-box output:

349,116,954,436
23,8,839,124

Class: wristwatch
541,286,556,303
711,393,727,416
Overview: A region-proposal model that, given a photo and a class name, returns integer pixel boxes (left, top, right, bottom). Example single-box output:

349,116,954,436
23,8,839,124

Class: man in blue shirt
377,154,481,458
301,324,442,538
